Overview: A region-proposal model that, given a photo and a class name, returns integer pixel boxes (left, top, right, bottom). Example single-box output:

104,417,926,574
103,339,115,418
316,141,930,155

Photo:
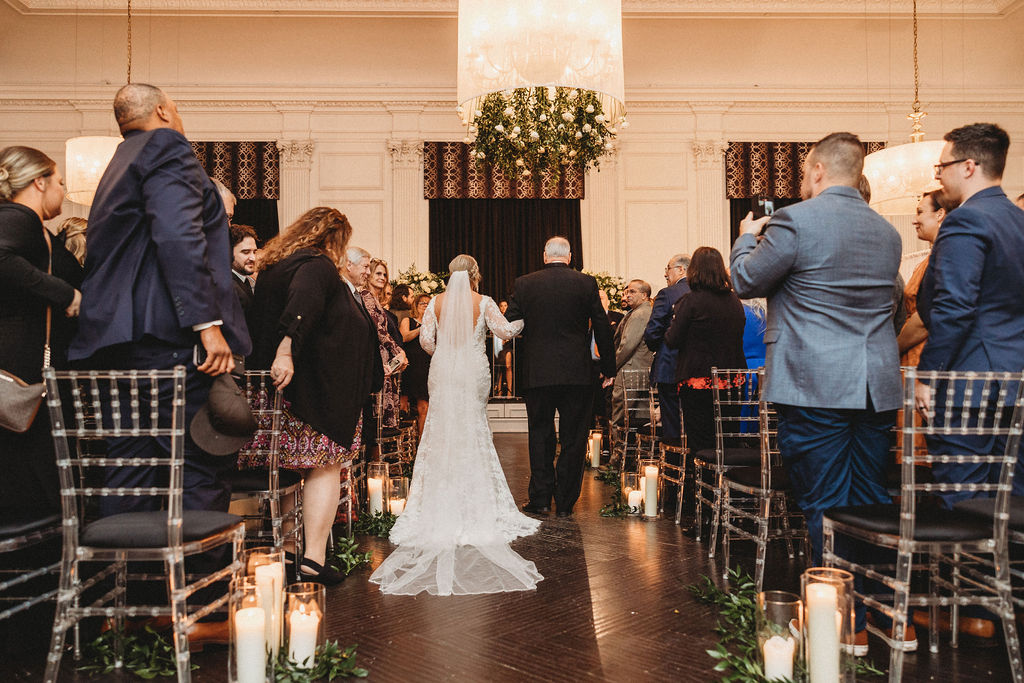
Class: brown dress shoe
186,620,231,652
912,610,995,639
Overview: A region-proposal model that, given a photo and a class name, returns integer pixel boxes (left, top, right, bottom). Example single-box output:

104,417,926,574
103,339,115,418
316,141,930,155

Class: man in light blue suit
731,133,903,644
916,123,1024,506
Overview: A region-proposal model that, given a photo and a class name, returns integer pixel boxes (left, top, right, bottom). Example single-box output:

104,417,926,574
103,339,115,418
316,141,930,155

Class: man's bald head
113,83,184,135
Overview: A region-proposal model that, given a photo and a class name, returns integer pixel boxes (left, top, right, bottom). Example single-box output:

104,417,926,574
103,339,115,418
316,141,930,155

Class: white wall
2,5,1022,294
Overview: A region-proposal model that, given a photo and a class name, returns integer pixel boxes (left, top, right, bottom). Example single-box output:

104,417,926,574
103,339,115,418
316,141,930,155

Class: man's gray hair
212,178,235,205
346,245,370,264
669,253,690,269
544,236,571,259
630,279,652,298
113,83,166,129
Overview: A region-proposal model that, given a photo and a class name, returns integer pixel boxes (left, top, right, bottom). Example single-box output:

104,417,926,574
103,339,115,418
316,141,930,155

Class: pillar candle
644,465,658,517
627,489,643,512
288,606,321,668
254,562,284,657
806,582,840,683
763,635,795,681
389,498,406,515
234,606,266,683
592,434,602,468
368,477,384,514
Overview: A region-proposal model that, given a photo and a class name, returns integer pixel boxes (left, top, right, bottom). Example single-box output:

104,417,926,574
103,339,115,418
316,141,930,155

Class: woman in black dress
665,246,747,453
0,146,82,514
401,293,432,435
248,207,378,584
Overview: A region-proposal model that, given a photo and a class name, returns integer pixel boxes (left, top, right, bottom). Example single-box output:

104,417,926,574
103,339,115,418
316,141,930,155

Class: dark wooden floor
3,433,1015,681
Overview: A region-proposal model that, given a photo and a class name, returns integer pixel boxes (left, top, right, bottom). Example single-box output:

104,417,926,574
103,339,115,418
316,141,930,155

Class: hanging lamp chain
125,0,132,83
907,0,926,142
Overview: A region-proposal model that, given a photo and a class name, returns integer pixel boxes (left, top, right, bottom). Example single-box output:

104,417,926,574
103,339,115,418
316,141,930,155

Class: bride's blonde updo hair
449,254,481,288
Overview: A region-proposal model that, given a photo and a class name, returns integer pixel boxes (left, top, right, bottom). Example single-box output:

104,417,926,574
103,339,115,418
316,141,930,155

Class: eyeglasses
933,158,970,178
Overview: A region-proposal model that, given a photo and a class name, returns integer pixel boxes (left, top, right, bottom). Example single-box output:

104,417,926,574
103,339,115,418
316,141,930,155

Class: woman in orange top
898,191,945,365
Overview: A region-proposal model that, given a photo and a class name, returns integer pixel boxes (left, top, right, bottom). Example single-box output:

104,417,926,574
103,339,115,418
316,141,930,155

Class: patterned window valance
191,141,280,200
423,142,584,200
725,141,886,199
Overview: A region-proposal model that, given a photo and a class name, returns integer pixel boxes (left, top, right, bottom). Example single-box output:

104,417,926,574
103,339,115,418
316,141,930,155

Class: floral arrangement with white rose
394,265,447,295
462,86,628,178
584,270,627,313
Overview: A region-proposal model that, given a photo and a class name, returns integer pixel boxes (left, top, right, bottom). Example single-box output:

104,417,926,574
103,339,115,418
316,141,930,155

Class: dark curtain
233,199,280,246
423,142,584,200
429,199,582,301
729,197,801,246
191,141,280,199
725,140,885,199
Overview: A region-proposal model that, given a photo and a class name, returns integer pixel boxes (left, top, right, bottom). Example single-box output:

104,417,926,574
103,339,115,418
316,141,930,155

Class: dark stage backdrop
429,199,582,301
233,199,280,246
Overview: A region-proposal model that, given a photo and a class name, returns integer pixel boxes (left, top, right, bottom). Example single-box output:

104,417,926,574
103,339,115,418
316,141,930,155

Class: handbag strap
41,226,53,370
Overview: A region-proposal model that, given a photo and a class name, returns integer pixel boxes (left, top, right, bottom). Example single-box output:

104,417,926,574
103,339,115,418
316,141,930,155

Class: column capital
388,139,424,169
692,140,728,168
276,139,315,167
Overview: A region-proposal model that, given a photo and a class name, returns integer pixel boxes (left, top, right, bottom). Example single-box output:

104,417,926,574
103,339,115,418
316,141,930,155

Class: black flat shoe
521,502,550,515
556,510,572,518
299,558,346,586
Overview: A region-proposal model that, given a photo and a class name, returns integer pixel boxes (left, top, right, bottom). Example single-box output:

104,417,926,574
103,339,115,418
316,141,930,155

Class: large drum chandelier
457,0,627,176
862,0,943,215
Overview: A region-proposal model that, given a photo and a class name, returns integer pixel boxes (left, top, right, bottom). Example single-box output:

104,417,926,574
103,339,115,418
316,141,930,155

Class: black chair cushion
694,447,760,467
825,503,990,542
222,468,303,492
954,496,1024,534
81,511,241,548
0,509,61,540
725,465,791,491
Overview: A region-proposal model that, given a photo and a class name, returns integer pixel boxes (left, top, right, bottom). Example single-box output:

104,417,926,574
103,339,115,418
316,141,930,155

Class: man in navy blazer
70,83,250,519
643,253,691,443
916,123,1024,506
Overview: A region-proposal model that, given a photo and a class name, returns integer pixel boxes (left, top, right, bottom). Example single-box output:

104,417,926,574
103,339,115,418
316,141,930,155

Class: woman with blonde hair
0,146,82,514
248,206,378,584
370,253,543,596
57,216,88,266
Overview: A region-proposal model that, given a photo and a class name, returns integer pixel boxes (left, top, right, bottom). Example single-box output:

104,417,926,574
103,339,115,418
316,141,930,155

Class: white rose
585,104,595,113
512,126,521,134
595,114,605,123
529,130,539,140
569,89,579,99
574,131,583,139
539,113,548,122
569,150,577,157
559,144,567,152
477,152,486,159
515,158,525,167
474,109,482,117
561,111,573,122
504,106,515,116
463,136,472,144
538,147,546,153
582,123,592,133
621,120,630,129
494,124,504,132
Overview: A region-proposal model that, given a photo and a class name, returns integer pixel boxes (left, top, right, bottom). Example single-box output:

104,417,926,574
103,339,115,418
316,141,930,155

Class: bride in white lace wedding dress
369,255,543,596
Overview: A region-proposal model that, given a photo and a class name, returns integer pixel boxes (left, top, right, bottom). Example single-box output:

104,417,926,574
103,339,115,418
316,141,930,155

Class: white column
276,140,315,230
387,139,425,271
581,148,621,274
691,140,730,255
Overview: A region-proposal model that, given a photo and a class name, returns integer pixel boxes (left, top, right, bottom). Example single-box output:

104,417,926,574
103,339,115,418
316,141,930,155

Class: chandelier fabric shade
457,0,626,126
862,140,945,215
64,136,122,206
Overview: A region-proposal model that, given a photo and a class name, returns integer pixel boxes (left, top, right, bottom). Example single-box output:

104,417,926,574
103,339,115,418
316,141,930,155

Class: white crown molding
3,0,1018,17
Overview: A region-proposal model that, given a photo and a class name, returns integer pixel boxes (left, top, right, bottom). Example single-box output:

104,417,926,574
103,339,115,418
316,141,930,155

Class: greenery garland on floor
352,510,397,537
273,642,369,681
78,625,195,679
688,567,885,682
330,535,373,575
597,466,631,518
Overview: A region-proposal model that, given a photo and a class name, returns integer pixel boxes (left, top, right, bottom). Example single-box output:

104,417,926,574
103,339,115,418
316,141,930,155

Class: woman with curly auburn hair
248,206,379,584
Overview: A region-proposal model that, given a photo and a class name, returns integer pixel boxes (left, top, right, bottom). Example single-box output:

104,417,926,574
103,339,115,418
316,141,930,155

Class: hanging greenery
463,87,627,177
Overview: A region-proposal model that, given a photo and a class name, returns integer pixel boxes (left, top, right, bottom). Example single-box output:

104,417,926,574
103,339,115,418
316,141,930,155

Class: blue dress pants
777,402,896,632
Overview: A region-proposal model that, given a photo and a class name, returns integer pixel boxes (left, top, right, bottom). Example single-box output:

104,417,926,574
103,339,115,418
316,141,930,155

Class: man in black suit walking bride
506,237,616,517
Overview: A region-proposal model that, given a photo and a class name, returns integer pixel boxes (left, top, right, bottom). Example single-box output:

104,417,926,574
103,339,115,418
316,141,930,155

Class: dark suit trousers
777,402,895,632
91,340,231,611
657,382,682,442
524,384,594,512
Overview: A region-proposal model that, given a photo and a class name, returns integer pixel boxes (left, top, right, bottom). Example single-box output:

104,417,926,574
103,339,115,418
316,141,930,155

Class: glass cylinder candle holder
243,547,285,661
388,475,407,515
284,582,326,670
230,577,269,683
622,472,642,515
366,462,390,515
757,590,802,682
802,567,855,683
588,429,603,468
638,458,659,519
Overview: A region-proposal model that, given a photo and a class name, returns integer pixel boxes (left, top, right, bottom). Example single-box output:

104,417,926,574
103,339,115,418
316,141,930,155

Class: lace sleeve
419,297,438,355
484,297,524,341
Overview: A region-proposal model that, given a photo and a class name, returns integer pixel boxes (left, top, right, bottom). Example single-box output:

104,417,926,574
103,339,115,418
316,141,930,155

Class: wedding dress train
369,271,543,596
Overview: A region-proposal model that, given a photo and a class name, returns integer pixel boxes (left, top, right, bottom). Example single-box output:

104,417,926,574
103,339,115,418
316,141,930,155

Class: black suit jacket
232,270,256,341
70,127,249,361
506,263,615,390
